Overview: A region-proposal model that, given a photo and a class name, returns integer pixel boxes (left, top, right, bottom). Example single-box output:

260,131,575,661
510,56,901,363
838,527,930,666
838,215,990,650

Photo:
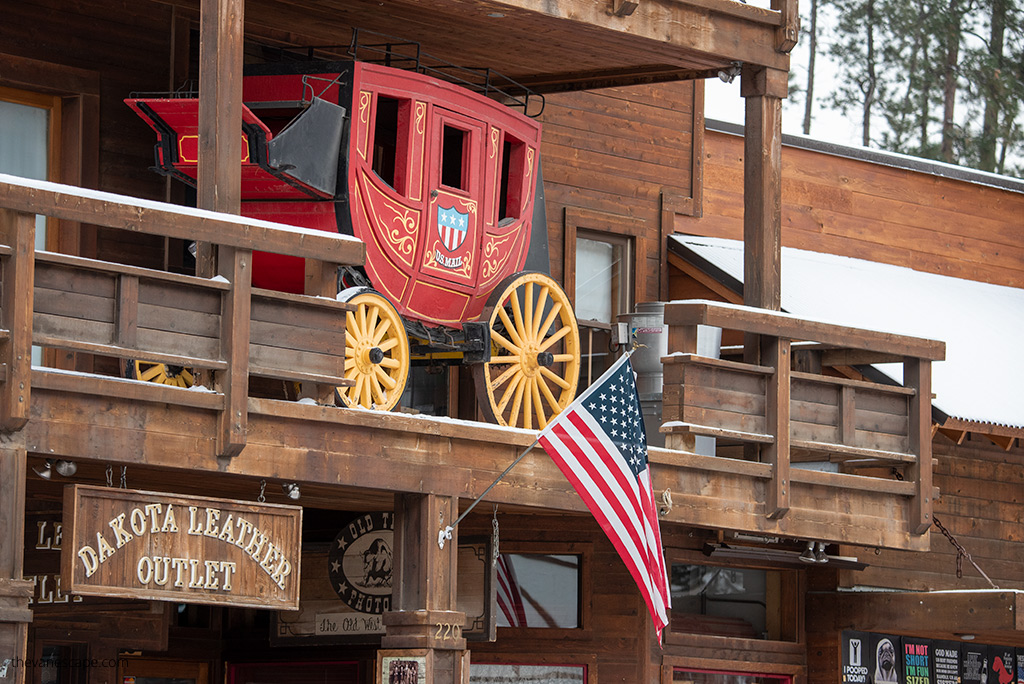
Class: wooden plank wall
538,82,701,305
0,0,176,268
840,436,1024,591
679,128,1024,289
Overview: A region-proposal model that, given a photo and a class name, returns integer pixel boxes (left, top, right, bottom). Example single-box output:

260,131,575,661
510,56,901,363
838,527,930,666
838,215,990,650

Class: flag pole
438,436,539,549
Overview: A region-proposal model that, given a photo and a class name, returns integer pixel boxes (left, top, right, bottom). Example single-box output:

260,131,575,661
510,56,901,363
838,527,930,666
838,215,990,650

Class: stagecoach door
420,107,486,298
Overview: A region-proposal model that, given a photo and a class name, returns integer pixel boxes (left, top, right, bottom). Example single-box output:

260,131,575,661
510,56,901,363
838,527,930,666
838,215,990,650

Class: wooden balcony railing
661,300,946,536
0,173,365,456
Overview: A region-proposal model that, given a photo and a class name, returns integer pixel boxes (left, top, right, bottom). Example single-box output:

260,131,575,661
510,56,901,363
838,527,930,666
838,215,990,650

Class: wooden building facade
1,1,1020,684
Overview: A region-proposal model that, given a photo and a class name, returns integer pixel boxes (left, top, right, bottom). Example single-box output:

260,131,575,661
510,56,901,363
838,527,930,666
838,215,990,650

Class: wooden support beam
771,0,800,52
0,210,34,432
115,274,139,348
741,65,787,313
217,247,251,457
196,0,244,277
905,358,933,535
382,493,467,683
764,336,790,518
301,259,341,405
0,445,30,684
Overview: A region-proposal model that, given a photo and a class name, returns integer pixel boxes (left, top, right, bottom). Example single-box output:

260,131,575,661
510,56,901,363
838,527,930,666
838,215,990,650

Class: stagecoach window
498,136,526,222
495,553,580,629
441,124,468,190
372,95,410,192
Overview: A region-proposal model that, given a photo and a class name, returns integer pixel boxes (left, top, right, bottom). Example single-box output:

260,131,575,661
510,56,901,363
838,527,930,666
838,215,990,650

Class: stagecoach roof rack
254,29,545,117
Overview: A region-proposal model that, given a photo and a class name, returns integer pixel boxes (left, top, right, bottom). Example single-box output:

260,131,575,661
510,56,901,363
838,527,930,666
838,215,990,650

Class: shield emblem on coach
437,205,469,252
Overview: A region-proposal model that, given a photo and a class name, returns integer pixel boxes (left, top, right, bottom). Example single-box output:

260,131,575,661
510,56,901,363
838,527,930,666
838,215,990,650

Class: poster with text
871,633,903,684
962,645,988,684
843,631,873,684
932,641,962,684
989,646,1014,684
903,638,933,684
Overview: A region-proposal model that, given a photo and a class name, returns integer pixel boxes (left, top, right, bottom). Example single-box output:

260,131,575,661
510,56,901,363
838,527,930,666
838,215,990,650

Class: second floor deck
0,174,942,553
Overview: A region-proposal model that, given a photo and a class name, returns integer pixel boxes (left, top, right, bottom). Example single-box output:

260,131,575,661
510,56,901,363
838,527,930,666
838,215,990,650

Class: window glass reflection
496,553,580,628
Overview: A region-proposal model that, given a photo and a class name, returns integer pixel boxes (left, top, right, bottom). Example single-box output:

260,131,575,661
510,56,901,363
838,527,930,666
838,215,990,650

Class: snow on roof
669,235,1024,429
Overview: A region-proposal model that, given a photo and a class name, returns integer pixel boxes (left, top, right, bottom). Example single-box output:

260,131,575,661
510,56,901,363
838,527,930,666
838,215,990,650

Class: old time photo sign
61,484,302,609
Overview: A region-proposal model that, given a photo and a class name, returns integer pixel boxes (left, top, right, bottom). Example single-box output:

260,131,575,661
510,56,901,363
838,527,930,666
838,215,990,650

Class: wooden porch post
0,444,31,684
741,66,790,515
198,0,248,456
382,494,468,684
741,64,786,313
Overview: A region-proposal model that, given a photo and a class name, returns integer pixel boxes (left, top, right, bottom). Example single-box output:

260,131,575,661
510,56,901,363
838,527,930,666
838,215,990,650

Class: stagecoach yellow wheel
337,287,410,411
126,360,195,388
475,272,580,430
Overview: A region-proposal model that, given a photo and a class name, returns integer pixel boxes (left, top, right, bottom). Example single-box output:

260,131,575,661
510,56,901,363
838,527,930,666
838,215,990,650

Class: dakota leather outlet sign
61,484,302,609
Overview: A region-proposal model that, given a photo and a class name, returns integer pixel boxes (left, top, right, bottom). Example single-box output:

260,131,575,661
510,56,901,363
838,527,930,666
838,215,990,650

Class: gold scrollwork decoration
415,102,426,135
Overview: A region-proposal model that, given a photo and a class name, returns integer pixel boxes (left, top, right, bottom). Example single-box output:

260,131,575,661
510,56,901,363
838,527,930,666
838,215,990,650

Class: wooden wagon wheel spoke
496,306,525,350
490,364,521,392
537,324,571,352
530,377,547,429
496,374,523,415
537,374,562,413
540,366,572,390
336,288,409,411
474,272,581,429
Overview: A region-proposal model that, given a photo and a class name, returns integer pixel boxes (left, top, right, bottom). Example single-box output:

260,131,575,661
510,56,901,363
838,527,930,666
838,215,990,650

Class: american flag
537,352,671,640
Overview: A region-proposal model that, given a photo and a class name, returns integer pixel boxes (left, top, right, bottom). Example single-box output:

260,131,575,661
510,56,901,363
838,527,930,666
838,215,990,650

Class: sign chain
120,466,127,489
105,465,113,488
258,479,266,503
491,505,500,563
892,468,997,588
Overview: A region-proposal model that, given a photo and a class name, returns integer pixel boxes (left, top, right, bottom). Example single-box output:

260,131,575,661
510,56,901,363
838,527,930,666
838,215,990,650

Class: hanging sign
61,484,301,609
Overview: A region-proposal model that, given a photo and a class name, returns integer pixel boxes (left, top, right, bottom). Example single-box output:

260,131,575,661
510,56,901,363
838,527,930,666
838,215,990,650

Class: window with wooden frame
563,208,644,388
0,85,61,253
494,542,591,635
666,559,800,643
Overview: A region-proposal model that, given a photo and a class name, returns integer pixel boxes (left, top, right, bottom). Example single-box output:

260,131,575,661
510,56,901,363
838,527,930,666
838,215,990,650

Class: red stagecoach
126,34,580,429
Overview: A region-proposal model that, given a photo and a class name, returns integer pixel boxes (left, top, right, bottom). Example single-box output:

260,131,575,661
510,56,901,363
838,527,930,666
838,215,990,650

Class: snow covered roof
669,235,1024,430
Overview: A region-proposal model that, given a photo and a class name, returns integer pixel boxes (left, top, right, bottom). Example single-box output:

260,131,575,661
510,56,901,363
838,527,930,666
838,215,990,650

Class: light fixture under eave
32,459,77,479
717,62,742,83
799,541,817,563
282,482,301,500
55,460,78,477
32,460,53,480
703,542,870,570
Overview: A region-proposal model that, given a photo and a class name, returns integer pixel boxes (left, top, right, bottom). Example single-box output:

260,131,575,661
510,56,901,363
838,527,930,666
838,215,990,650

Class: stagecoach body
127,54,580,427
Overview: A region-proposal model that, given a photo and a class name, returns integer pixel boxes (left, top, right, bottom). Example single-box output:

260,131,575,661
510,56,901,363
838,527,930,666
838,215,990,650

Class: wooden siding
678,128,1024,289
539,82,702,306
838,436,1024,592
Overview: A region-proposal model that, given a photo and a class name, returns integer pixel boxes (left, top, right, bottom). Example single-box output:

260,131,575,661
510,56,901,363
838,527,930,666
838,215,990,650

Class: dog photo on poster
870,633,902,684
